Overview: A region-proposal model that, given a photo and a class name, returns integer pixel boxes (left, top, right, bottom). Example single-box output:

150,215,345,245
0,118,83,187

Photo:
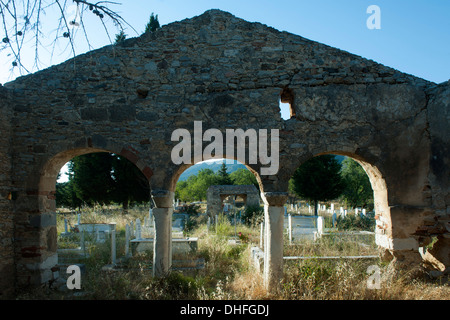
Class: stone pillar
151,190,174,277
262,192,288,291
0,86,14,298
376,205,430,275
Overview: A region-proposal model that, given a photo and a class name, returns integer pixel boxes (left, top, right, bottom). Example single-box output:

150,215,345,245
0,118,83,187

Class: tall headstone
332,211,337,227
135,219,141,240
125,224,130,257
317,216,324,236
130,221,134,238
111,229,116,265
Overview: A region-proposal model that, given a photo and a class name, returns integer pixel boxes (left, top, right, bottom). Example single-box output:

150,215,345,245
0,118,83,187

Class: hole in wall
279,87,295,120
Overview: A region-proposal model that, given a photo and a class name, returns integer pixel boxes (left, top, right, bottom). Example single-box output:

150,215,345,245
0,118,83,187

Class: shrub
336,214,375,231
241,205,264,227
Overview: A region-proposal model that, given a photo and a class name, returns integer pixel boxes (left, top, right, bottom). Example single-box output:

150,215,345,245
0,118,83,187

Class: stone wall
206,184,260,217
419,81,450,272
0,85,14,298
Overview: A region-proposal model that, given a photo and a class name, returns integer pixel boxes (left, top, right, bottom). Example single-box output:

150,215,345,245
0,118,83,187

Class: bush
241,205,264,227
336,214,375,231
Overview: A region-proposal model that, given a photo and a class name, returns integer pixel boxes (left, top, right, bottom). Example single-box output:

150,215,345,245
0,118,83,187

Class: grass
15,204,450,300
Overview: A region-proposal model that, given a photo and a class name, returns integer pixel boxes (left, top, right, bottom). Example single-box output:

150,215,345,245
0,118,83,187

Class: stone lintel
151,189,174,208
261,192,288,207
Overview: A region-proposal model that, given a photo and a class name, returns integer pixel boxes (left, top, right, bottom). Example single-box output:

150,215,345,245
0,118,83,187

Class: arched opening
173,158,261,224
162,157,266,291
37,148,152,291
282,152,390,296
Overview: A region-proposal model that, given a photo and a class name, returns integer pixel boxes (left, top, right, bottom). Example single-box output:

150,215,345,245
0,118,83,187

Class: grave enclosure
0,10,449,298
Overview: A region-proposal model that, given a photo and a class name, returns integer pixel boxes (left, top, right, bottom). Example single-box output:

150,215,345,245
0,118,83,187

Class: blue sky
0,0,449,85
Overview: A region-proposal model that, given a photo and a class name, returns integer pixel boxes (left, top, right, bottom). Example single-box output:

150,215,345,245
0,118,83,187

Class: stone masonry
206,184,260,217
0,10,448,297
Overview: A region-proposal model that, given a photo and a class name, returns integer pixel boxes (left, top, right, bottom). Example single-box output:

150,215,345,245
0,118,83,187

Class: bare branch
0,0,137,78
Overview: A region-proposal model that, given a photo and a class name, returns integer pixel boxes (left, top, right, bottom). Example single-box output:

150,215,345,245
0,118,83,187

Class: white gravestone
135,219,142,240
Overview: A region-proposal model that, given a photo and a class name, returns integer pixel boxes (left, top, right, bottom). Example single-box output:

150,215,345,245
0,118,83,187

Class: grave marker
125,224,130,257
135,219,142,240
111,229,116,265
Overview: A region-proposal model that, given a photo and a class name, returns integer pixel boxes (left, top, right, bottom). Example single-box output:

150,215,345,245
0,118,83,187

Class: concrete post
288,214,292,245
151,190,174,277
262,192,288,292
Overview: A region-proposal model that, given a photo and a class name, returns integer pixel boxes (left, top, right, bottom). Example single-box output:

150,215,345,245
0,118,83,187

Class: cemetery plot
56,209,204,272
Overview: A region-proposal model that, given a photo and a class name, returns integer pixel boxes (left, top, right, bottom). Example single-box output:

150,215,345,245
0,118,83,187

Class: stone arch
285,147,432,270
312,150,389,220
15,138,153,288
167,157,264,195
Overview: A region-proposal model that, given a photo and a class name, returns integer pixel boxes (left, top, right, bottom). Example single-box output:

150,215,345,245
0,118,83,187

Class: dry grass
15,205,450,300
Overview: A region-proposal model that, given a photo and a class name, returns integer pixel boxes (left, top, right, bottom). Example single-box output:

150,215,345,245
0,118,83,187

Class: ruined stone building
0,10,448,298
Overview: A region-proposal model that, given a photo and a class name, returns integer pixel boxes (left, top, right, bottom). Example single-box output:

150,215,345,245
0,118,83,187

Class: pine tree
290,155,345,215
69,153,115,206
114,30,127,43
145,13,160,33
215,161,233,185
110,155,150,212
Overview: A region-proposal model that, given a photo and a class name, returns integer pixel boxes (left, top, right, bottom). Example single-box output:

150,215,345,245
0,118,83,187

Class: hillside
178,160,246,181
177,156,346,181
